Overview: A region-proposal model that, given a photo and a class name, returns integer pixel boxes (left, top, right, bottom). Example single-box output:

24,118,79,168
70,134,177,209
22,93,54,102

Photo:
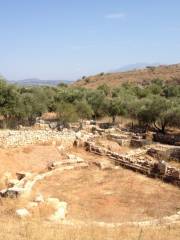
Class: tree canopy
0,78,179,132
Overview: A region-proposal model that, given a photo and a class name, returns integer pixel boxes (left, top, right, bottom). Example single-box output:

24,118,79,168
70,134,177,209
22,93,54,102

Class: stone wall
81,141,180,187
147,146,180,162
108,132,150,148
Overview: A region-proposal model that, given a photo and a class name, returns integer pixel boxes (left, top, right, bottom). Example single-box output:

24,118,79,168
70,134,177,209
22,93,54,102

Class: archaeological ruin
0,121,180,227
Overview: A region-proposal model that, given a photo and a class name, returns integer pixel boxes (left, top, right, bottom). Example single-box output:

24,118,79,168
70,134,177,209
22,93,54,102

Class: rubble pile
0,129,76,148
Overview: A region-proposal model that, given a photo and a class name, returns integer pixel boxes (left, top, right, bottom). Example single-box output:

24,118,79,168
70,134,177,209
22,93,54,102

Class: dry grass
72,64,180,88
0,217,179,240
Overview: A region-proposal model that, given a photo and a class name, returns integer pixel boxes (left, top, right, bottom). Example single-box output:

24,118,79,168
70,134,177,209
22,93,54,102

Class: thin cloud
105,13,126,19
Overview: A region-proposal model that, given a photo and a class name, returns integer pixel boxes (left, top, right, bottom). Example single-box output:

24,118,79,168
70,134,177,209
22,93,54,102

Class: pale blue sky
0,0,180,80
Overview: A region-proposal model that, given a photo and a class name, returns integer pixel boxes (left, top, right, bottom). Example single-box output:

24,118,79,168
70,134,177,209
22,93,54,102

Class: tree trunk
160,124,166,134
153,121,166,134
79,120,83,130
112,115,116,124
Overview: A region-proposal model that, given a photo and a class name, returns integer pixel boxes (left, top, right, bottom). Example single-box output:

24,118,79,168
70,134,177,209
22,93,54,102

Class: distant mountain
112,63,160,73
9,78,73,86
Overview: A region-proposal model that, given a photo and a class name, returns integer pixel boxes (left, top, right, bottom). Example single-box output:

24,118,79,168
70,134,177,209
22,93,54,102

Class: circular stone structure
32,148,180,224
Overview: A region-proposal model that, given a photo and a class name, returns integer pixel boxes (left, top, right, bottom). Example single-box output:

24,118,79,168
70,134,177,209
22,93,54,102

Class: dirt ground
0,145,180,224
32,147,180,223
0,145,64,176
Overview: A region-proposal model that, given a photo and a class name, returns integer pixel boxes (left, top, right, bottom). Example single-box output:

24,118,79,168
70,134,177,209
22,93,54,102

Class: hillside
73,64,180,88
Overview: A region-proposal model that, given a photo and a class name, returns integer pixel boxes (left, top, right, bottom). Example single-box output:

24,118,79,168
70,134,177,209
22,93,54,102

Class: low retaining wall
147,146,180,162
82,141,180,187
0,155,88,198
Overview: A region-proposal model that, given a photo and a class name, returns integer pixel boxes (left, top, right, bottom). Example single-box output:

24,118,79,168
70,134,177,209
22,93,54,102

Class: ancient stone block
34,194,44,203
47,198,67,221
0,187,24,198
16,208,31,218
16,172,31,180
130,139,148,148
93,160,114,170
158,161,168,175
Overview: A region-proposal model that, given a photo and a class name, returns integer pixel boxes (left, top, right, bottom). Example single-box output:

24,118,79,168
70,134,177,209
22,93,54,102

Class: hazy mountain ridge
9,78,73,86
111,62,160,73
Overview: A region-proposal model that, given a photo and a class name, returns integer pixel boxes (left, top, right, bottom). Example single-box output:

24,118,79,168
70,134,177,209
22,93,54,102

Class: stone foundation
147,145,180,162
80,141,180,187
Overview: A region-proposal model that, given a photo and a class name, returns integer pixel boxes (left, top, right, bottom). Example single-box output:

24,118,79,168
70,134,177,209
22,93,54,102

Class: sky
0,0,180,81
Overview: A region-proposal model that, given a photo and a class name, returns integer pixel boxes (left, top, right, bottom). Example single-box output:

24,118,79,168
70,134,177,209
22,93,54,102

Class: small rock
48,207,66,221
34,194,44,203
57,145,65,153
67,154,84,164
114,166,120,170
93,160,114,170
47,197,62,209
47,198,67,221
49,122,58,129
16,172,31,180
0,187,24,198
16,208,31,218
163,214,180,222
7,179,19,188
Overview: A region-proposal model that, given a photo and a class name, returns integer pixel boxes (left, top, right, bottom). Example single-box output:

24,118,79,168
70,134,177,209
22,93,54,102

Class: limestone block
0,187,24,198
158,161,167,175
34,194,44,203
16,208,31,218
93,160,114,170
16,172,31,181
47,198,67,221
67,154,85,163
